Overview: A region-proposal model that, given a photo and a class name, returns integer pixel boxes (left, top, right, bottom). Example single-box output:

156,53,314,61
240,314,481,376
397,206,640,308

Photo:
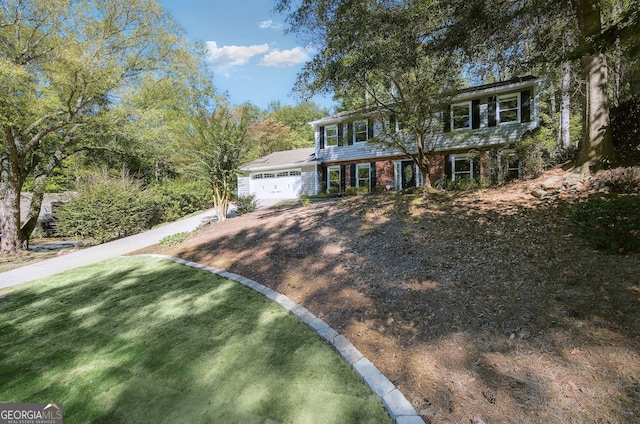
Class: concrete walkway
0,209,218,289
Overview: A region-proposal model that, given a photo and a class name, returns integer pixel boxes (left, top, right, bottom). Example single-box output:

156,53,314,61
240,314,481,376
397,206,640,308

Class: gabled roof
240,147,317,172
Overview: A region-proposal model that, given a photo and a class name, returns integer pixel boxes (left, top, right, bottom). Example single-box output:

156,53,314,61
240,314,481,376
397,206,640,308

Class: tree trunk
560,60,572,149
577,52,615,172
0,178,22,254
573,0,615,172
19,175,49,249
212,183,229,222
415,132,432,189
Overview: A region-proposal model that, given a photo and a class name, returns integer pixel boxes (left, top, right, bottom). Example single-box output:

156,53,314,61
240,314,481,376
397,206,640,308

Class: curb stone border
137,254,425,424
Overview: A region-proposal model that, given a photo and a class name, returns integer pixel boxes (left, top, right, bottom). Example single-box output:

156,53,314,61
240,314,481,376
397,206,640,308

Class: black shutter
347,122,354,145
350,164,356,187
340,164,346,192
444,155,452,179
389,115,396,132
521,90,531,123
370,162,377,189
443,106,451,133
367,117,374,139
320,166,327,192
488,96,497,127
472,99,480,129
473,157,481,180
319,126,325,149
338,124,344,147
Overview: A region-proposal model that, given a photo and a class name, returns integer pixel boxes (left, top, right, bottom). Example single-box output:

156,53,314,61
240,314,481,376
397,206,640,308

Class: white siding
238,177,250,197
314,84,539,161
300,165,318,195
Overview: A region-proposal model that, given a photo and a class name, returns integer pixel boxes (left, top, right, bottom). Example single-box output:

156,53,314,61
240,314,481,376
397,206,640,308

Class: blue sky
157,0,333,110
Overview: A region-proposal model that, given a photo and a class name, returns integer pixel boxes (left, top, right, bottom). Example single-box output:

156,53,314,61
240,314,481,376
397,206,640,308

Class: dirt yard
134,170,640,424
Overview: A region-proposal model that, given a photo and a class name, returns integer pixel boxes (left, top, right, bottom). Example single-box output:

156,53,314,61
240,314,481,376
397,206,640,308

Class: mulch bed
134,170,640,423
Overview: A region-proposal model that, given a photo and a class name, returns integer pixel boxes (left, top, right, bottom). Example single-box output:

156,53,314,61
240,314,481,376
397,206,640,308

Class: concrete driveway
0,209,218,289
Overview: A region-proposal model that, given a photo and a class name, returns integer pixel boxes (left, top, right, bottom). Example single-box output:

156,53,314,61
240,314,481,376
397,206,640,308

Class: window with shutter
328,166,341,192
325,125,338,146
354,120,368,143
356,163,371,191
452,102,472,130
497,93,520,124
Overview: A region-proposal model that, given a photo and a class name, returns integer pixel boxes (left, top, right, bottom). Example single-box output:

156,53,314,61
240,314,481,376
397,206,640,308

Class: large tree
277,0,463,188
443,0,640,172
0,0,189,253
278,0,639,175
185,101,254,221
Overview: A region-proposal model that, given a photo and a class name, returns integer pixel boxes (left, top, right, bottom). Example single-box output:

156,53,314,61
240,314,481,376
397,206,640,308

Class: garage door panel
250,175,301,199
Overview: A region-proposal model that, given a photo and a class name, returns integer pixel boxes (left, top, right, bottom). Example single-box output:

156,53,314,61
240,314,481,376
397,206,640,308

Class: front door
401,161,416,189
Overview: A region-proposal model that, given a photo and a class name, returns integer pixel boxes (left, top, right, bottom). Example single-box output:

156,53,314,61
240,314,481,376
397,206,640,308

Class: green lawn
0,257,392,424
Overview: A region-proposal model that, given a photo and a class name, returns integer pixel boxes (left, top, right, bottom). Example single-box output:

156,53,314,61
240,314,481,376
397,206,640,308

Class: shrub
57,173,156,244
235,194,259,215
345,186,368,196
569,196,640,252
590,167,640,193
441,178,481,191
148,179,211,224
517,134,547,180
327,186,340,195
485,147,519,186
299,194,311,207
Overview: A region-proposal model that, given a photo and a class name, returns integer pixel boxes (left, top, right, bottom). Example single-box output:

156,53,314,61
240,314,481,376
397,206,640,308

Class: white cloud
259,47,311,67
258,20,283,30
205,41,270,67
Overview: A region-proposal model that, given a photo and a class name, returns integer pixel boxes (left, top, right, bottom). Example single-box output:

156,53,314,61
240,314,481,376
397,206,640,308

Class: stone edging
137,254,425,424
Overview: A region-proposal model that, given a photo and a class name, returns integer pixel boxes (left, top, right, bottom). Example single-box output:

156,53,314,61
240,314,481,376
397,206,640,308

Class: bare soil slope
135,170,640,423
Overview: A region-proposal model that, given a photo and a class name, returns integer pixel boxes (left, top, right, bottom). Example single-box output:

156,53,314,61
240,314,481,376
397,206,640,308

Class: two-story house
238,76,540,202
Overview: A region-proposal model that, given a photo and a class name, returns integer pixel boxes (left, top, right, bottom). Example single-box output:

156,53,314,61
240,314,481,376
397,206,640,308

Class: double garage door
250,170,302,199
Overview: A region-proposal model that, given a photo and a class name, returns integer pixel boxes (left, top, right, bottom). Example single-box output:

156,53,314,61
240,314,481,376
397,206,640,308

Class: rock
540,176,563,190
563,173,587,191
471,418,487,424
531,187,550,199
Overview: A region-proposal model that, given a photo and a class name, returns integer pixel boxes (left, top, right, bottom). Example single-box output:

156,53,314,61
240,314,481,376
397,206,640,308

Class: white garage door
250,170,302,199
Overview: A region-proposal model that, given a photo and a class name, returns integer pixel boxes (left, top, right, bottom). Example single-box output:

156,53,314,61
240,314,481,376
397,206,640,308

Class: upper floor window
452,102,471,130
325,125,338,147
354,120,368,143
498,93,520,124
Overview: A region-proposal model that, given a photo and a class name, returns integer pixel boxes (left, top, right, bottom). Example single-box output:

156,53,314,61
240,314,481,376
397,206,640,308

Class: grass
0,257,392,424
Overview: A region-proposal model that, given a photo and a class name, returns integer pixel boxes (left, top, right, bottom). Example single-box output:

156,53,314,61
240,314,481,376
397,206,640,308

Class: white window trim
497,92,521,125
353,120,368,143
450,154,474,181
356,163,371,190
451,101,472,131
328,165,341,190
325,124,338,147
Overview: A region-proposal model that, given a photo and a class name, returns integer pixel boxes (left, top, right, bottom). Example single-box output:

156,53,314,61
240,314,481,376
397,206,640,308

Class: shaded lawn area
0,257,392,424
